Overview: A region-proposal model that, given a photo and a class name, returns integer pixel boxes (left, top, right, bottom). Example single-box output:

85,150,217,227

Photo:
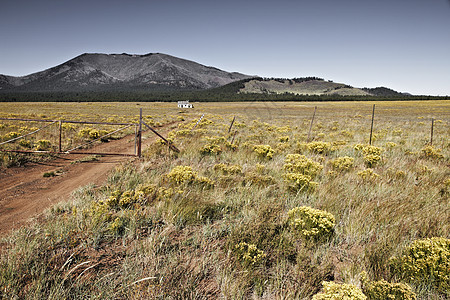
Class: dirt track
0,131,161,237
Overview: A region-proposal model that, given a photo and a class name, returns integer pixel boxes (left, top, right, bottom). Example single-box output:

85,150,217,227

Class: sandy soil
0,130,164,238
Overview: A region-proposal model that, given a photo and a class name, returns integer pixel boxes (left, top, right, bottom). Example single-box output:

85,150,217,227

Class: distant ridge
0,53,252,92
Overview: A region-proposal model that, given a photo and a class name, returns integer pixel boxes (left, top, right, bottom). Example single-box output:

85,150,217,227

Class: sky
1,0,449,96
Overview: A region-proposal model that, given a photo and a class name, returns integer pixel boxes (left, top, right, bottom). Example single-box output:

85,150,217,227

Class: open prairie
0,100,449,299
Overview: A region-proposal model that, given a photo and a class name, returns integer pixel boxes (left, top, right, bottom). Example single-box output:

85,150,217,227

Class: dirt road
0,131,163,237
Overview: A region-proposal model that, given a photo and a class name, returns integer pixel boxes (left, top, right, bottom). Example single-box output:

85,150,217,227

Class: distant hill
0,53,251,92
237,77,370,96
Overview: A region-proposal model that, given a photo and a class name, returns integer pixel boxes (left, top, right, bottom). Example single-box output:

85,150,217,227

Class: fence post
137,108,142,157
369,104,375,145
430,118,434,145
307,106,317,142
59,121,62,152
228,116,236,133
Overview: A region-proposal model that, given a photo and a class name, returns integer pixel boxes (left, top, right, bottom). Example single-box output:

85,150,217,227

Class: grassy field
0,101,449,299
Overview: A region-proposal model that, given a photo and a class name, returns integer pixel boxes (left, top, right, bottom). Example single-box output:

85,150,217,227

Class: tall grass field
0,101,449,299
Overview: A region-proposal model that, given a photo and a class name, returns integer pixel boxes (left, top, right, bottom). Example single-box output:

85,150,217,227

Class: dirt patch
0,129,172,238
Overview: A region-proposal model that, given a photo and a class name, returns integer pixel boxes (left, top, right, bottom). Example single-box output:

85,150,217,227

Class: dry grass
0,100,449,299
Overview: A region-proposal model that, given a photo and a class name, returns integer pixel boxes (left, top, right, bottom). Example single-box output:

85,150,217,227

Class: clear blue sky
1,0,449,95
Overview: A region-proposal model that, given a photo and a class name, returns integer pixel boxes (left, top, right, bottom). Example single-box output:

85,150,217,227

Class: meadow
0,100,449,299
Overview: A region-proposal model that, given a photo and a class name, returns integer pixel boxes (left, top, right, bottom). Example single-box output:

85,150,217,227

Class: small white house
178,100,193,108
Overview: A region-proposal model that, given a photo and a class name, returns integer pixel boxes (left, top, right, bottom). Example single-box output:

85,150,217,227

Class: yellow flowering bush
330,156,354,171
283,173,318,193
166,165,215,188
357,168,380,181
253,144,275,159
421,145,444,159
166,166,197,184
362,145,383,156
312,281,366,300
287,206,335,241
307,141,332,154
234,242,266,266
361,272,416,300
283,154,323,177
3,131,20,141
213,163,242,175
364,154,382,168
35,139,52,151
200,144,222,155
389,237,449,294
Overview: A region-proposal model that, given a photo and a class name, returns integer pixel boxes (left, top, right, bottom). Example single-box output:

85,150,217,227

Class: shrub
213,163,242,175
330,156,354,171
234,242,266,266
166,166,197,184
362,145,383,156
166,166,215,188
200,144,222,155
3,131,20,141
284,173,318,193
253,144,275,159
35,139,52,151
421,145,444,159
357,169,379,181
312,281,366,300
284,154,323,178
361,272,416,300
287,206,335,242
307,141,332,154
364,154,382,168
389,237,449,294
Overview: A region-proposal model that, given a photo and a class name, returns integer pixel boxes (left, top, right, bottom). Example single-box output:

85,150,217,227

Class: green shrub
389,237,449,294
361,272,416,300
287,206,335,242
312,281,366,300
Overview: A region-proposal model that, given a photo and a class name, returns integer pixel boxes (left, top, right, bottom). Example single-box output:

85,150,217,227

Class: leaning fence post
430,118,434,145
228,116,236,133
137,108,142,157
307,106,317,142
369,104,375,145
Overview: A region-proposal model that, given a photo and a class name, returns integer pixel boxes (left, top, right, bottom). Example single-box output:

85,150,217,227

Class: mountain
0,53,252,92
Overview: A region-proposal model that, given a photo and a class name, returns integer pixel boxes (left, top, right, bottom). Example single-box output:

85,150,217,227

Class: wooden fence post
59,121,62,152
307,106,317,142
228,116,236,133
430,118,434,145
369,104,375,145
137,108,142,157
